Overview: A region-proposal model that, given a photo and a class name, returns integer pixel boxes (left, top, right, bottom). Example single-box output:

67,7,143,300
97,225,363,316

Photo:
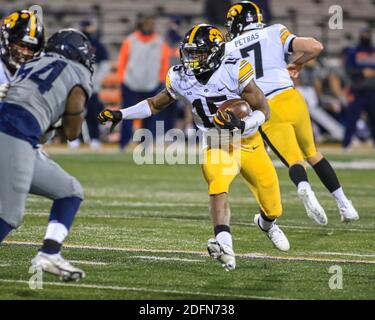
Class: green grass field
1,150,375,300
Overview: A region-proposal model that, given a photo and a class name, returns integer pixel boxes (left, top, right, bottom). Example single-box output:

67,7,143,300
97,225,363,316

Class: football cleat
338,200,359,223
254,214,290,251
207,238,236,271
298,187,328,225
31,252,86,282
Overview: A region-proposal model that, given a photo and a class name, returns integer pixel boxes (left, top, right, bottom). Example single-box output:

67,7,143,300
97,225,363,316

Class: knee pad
56,176,84,200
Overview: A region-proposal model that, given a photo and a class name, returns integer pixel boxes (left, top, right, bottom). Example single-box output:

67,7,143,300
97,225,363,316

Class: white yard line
0,279,284,300
4,240,375,265
316,251,375,258
130,255,203,263
272,160,375,169
23,212,375,233
68,260,108,266
4,240,205,255
241,253,375,265
237,221,375,233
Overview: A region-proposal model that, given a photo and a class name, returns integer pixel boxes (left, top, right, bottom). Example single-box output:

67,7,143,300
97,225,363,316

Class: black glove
98,109,123,133
213,109,245,133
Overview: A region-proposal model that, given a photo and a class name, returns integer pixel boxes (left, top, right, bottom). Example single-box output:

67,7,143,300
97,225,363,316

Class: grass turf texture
1,152,375,300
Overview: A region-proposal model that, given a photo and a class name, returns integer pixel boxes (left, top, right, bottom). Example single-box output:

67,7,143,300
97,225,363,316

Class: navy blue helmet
45,28,95,74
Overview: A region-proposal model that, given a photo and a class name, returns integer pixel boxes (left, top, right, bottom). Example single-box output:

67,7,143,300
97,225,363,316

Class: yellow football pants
260,88,318,166
201,132,282,220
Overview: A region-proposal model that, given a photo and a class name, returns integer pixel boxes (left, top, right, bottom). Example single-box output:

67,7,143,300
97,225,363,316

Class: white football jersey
0,57,12,85
166,57,255,132
225,24,296,98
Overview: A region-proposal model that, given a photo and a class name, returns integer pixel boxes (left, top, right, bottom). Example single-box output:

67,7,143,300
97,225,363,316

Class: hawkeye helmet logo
209,28,224,43
227,4,243,18
4,12,20,29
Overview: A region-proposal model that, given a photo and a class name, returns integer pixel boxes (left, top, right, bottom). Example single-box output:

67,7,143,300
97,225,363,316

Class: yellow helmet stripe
188,25,201,44
29,13,37,38
249,1,262,23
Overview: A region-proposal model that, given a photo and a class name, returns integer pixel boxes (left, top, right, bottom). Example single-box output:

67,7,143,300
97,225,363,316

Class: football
217,98,252,121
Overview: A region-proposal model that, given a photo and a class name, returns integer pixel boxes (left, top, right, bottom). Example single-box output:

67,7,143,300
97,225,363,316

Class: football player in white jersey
99,24,290,271
225,1,359,224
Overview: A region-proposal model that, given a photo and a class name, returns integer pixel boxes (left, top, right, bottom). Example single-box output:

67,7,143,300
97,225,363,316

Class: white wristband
120,100,152,120
252,110,266,126
242,110,266,137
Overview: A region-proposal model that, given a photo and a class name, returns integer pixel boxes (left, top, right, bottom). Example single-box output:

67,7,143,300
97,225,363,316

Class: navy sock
0,218,14,243
40,197,82,254
49,196,82,230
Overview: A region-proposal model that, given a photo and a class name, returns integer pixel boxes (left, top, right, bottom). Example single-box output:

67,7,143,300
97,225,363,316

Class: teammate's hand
98,109,123,133
213,110,245,133
0,83,10,101
287,63,302,78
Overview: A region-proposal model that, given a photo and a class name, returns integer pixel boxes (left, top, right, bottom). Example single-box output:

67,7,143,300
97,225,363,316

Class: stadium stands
1,0,374,144
2,0,374,58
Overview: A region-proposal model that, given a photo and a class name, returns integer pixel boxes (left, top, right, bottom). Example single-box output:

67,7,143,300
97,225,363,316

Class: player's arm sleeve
237,59,255,93
278,24,296,54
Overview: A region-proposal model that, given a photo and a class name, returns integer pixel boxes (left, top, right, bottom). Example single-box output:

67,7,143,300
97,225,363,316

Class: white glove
0,83,10,101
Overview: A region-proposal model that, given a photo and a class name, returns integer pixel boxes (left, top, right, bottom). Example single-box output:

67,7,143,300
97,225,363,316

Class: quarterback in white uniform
226,22,295,98
99,24,290,271
224,1,359,224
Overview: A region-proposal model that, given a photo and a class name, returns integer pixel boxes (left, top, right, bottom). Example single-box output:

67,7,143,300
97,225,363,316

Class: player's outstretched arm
98,88,176,132
288,37,324,77
63,86,87,141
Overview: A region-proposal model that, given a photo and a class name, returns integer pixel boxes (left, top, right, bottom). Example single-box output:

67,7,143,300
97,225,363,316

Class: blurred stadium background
1,0,375,150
